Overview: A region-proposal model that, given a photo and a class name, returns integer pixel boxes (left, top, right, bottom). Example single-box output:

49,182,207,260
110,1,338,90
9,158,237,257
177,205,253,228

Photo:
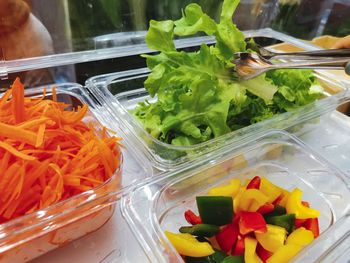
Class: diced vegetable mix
0,78,122,223
133,0,323,146
165,176,320,263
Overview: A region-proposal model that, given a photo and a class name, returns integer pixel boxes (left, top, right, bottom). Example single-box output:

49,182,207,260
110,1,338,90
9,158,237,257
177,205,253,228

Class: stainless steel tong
234,48,350,80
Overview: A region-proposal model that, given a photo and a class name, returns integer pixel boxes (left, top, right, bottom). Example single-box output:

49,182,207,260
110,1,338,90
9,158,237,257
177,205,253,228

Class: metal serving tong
234,48,350,80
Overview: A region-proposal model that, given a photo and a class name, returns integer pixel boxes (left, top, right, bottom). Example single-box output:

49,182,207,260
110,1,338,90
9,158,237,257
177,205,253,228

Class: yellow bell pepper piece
234,186,246,213
266,244,301,263
286,188,320,219
255,224,287,253
165,231,214,257
238,189,268,212
286,227,314,246
244,237,263,263
259,177,282,203
208,179,240,197
278,188,290,207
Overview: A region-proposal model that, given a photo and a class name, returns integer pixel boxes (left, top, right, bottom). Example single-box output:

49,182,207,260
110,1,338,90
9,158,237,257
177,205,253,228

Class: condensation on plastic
121,129,350,263
86,29,350,171
0,84,153,262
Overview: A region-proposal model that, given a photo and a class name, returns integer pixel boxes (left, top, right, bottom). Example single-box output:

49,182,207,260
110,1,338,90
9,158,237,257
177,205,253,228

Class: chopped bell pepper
244,237,263,263
238,189,269,212
266,244,301,263
212,250,229,262
246,176,261,189
304,218,320,238
185,210,202,225
184,250,227,263
256,243,272,262
165,231,215,257
259,177,282,203
216,223,238,253
257,203,274,215
286,188,320,219
272,189,290,207
180,224,220,238
264,205,286,218
209,179,241,197
221,255,245,263
265,214,295,233
234,187,246,213
255,224,287,253
196,196,233,226
286,227,314,246
239,211,267,235
232,234,245,256
294,218,307,229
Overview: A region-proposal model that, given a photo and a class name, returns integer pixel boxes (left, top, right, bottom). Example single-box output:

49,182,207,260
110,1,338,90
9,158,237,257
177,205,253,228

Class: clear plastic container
122,129,350,262
0,84,143,262
87,29,350,171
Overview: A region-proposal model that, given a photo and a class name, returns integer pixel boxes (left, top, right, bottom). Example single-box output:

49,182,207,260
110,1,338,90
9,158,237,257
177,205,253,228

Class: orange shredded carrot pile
0,78,122,223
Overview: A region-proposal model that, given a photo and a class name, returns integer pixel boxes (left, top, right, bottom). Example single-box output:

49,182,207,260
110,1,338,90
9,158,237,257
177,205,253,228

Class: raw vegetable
184,250,228,263
265,214,296,233
165,231,215,257
244,237,263,263
185,209,203,225
285,227,314,246
166,176,320,262
239,211,267,235
0,78,122,223
255,224,287,253
209,179,240,197
180,224,220,237
286,188,320,219
222,255,244,263
133,0,323,146
266,244,301,263
196,196,233,226
216,223,239,253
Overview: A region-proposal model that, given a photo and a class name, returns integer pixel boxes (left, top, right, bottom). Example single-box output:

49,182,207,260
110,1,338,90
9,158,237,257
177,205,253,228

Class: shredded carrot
52,86,57,102
11,78,25,123
0,79,122,222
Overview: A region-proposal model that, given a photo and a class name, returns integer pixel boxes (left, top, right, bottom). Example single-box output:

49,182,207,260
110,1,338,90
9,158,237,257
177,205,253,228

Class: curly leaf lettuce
133,0,323,146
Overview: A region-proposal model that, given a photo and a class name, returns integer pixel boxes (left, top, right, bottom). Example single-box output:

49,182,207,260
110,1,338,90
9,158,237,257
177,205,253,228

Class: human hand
0,0,53,60
0,0,54,87
332,35,350,49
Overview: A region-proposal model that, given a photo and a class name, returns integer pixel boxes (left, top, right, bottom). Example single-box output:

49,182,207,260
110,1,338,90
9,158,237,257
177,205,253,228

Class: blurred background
0,0,349,89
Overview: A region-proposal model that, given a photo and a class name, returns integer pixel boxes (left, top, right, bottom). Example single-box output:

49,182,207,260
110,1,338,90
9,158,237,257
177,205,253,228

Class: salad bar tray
31,110,350,263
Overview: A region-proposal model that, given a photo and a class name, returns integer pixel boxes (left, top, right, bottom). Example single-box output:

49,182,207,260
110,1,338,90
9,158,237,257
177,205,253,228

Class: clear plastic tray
87,29,350,171
122,130,350,262
0,84,152,262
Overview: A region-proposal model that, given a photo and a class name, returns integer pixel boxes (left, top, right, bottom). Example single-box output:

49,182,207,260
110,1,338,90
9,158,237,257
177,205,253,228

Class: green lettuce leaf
134,0,322,146
174,4,217,36
145,20,176,52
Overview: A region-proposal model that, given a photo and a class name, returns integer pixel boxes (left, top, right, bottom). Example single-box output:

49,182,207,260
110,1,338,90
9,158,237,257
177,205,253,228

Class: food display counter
1,0,350,262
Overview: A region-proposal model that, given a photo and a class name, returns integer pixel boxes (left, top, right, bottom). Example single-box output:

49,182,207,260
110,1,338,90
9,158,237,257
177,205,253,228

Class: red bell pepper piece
302,201,310,207
184,210,202,225
216,223,239,253
247,176,261,189
272,194,283,205
304,217,320,238
232,234,245,256
256,243,272,262
257,203,274,215
239,211,267,235
294,218,307,228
